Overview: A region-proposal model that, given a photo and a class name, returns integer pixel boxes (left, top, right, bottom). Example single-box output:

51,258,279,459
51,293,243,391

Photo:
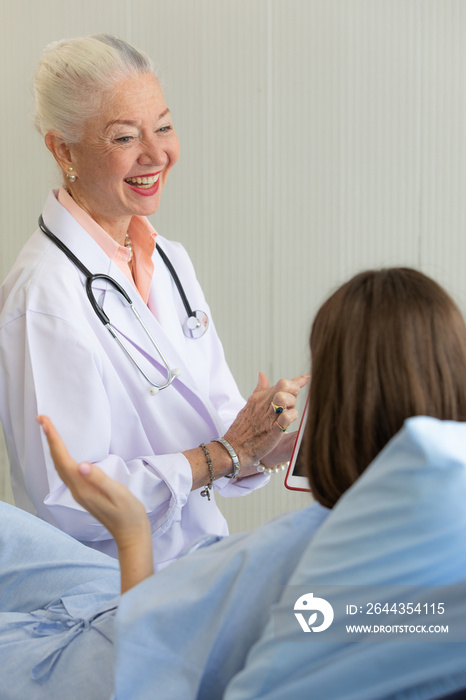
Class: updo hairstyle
33,34,157,143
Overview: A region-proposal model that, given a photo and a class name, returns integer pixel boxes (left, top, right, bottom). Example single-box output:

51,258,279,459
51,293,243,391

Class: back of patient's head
306,267,466,508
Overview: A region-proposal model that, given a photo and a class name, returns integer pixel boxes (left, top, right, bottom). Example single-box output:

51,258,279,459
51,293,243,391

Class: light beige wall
1,0,466,532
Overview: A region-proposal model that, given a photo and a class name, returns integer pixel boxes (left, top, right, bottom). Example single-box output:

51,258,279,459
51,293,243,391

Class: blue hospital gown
0,497,328,699
0,501,120,699
113,501,329,699
4,417,466,700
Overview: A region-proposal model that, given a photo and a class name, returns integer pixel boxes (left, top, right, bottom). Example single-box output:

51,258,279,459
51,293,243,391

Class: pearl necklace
124,234,133,262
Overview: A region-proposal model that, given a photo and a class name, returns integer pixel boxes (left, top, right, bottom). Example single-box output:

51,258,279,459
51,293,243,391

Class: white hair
33,34,159,143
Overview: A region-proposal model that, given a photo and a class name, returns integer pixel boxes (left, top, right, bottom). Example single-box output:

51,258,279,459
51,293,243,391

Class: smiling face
64,73,179,242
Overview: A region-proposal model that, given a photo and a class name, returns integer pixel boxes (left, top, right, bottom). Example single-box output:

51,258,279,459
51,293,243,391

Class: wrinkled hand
224,372,309,471
259,431,298,467
37,416,148,549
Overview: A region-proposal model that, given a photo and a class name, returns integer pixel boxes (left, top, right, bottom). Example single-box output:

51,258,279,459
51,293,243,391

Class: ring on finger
271,401,286,415
274,418,287,433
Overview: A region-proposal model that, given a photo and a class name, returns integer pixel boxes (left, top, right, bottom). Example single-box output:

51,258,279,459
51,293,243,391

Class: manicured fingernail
78,462,92,475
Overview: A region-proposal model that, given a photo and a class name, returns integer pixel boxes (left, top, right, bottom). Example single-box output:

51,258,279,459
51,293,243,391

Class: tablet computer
284,397,311,492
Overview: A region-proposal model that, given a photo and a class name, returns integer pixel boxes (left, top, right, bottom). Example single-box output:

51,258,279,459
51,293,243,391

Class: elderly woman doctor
0,34,306,569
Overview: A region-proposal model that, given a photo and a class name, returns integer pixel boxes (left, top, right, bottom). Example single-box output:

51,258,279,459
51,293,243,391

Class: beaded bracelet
256,461,289,475
200,443,214,500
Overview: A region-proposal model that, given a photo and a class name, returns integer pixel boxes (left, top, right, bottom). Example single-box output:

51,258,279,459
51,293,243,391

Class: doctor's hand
37,415,154,593
224,371,309,473
258,431,299,468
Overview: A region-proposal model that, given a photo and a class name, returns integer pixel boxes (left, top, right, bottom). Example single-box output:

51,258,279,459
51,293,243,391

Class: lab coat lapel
91,271,227,438
98,266,228,437
43,192,194,385
41,193,226,436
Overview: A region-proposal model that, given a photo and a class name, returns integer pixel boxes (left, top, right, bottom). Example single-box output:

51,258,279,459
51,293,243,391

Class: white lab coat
0,191,267,569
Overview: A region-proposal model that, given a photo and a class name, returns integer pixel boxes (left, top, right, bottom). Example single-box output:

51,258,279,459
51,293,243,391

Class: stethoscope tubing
156,244,194,319
39,216,132,326
38,215,206,392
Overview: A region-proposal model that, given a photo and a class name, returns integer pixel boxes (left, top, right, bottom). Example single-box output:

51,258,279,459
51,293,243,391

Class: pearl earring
66,166,76,182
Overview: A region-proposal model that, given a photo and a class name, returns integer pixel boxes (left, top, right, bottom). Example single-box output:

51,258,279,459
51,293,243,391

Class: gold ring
274,419,286,433
271,401,286,415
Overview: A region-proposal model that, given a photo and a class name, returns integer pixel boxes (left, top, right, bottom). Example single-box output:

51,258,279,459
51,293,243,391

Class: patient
40,266,466,588
2,267,466,700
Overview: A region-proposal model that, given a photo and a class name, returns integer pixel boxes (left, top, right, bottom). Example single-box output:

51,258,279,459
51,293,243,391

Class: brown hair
305,268,466,508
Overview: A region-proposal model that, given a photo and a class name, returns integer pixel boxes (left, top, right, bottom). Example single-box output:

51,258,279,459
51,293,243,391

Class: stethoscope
38,216,209,394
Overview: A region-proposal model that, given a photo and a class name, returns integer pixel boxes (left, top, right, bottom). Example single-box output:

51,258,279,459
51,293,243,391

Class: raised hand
37,416,154,592
224,372,309,471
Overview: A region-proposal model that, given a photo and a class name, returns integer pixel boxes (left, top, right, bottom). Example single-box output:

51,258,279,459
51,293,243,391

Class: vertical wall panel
419,0,466,308
1,1,466,532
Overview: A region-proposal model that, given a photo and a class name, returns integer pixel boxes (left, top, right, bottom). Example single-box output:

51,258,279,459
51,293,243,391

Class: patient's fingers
37,415,77,474
76,460,129,506
37,415,105,500
37,415,148,541
71,462,148,541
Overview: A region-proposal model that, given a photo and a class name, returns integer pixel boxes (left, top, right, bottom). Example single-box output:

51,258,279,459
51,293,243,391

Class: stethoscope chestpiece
183,310,209,339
